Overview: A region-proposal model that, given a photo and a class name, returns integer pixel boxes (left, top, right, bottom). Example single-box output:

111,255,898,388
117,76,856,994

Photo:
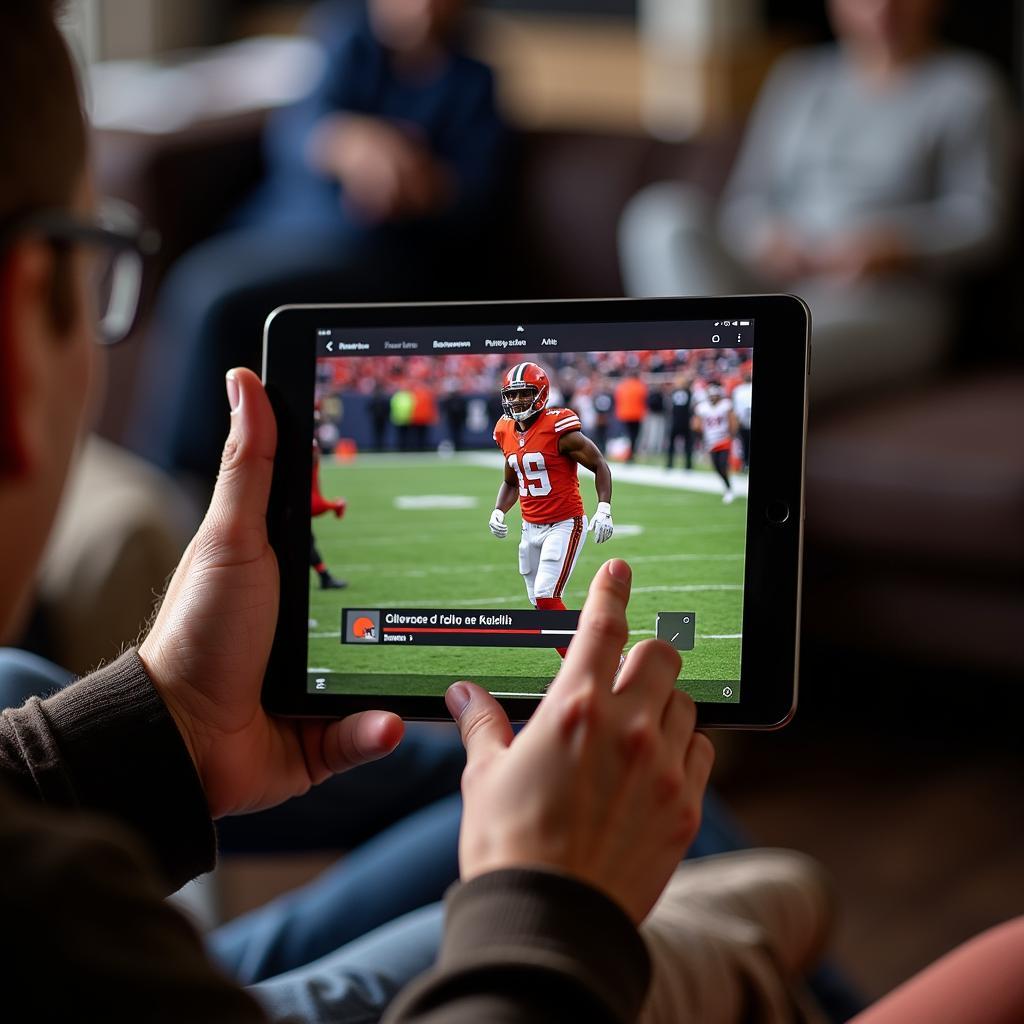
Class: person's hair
0,1,87,338
0,1,87,227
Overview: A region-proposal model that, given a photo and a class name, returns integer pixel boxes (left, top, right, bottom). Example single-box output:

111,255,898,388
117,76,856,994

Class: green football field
309,453,745,703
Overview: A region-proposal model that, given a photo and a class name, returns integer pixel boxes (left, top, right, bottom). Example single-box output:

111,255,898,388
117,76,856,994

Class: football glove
488,508,509,539
589,502,613,544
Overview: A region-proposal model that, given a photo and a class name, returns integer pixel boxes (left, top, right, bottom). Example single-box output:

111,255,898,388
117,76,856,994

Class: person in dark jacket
132,0,506,484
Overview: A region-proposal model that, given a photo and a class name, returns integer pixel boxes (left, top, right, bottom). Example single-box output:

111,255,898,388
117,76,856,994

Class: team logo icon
353,617,376,639
345,610,381,643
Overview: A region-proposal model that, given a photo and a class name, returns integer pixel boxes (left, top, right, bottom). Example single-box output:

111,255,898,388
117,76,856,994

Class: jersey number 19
508,452,551,497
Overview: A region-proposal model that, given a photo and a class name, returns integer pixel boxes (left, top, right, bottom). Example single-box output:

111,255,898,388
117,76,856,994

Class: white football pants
518,515,588,605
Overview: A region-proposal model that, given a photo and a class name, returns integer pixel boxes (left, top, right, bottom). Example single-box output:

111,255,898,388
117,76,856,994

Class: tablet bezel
262,296,808,729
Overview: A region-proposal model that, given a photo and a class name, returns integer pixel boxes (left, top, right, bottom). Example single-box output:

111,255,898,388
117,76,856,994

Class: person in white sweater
620,0,1016,402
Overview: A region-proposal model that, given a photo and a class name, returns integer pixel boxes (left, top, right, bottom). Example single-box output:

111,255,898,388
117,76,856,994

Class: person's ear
0,239,58,480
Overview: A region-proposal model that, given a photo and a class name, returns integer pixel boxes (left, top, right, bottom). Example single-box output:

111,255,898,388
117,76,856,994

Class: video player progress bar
384,628,575,635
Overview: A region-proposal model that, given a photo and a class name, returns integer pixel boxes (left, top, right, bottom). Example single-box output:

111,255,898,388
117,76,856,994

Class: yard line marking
394,495,479,510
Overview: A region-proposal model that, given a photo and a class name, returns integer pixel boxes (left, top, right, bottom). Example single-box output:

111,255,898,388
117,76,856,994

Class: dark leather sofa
93,114,1024,689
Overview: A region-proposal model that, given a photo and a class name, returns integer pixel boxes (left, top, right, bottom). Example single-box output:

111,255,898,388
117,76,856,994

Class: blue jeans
247,904,444,1024
0,648,73,706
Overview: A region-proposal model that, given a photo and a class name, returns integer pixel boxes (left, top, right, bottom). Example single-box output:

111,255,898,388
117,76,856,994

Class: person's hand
488,508,508,539
138,368,403,818
588,501,614,544
445,560,714,924
811,226,912,283
311,114,451,221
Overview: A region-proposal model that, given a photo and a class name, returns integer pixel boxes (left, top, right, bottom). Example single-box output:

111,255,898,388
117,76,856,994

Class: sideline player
488,362,613,657
692,381,738,504
311,432,348,590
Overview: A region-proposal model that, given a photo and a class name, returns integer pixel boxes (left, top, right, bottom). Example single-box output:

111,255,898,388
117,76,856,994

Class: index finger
547,559,632,703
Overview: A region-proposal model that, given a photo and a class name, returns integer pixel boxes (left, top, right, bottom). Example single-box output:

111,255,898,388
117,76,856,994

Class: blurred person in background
370,381,392,451
620,0,1015,403
441,381,467,450
640,382,667,459
665,374,695,471
592,380,614,453
410,380,438,450
391,383,415,450
614,372,648,461
132,0,506,485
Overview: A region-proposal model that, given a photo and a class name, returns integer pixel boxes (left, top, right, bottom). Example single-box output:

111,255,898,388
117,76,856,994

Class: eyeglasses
0,199,160,345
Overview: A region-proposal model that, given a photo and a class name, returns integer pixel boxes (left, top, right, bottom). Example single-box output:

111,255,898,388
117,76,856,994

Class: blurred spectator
369,381,392,451
614,373,648,461
391,385,414,449
640,382,667,457
441,384,468,450
133,0,505,484
620,0,1015,403
312,350,752,453
410,382,438,450
666,374,695,471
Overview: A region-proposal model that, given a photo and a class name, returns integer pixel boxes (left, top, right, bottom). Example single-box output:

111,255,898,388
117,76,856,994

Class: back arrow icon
326,341,333,352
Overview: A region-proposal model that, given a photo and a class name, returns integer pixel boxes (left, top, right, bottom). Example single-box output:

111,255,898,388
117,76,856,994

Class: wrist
137,639,202,780
596,502,612,516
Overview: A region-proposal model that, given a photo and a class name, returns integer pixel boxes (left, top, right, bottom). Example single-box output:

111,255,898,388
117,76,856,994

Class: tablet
262,297,808,728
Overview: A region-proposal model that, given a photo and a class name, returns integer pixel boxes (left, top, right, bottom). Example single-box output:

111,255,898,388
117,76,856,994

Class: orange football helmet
501,362,549,422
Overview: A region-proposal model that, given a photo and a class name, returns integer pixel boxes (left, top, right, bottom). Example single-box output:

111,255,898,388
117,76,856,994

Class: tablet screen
308,318,753,704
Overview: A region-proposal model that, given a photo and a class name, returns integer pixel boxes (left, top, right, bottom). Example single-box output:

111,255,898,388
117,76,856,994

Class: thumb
203,368,278,562
320,711,404,776
446,682,513,766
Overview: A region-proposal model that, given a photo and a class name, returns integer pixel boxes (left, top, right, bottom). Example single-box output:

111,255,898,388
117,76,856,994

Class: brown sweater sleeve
0,782,269,1023
0,650,270,1021
0,648,215,891
384,869,651,1024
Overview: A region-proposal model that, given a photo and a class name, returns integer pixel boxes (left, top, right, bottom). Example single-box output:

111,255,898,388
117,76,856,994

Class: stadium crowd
315,348,753,460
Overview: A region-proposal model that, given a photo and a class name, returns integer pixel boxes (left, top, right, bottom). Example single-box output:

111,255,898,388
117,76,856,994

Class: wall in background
68,0,223,59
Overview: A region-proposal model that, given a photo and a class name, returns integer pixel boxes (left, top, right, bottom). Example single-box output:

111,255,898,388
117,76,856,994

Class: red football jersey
494,407,585,524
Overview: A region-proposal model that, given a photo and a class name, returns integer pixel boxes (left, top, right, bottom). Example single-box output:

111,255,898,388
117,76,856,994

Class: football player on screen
310,425,348,590
489,362,613,658
692,381,738,504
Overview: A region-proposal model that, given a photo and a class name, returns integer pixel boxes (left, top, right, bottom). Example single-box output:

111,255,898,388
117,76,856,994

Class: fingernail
226,373,241,413
606,559,631,584
446,682,472,719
